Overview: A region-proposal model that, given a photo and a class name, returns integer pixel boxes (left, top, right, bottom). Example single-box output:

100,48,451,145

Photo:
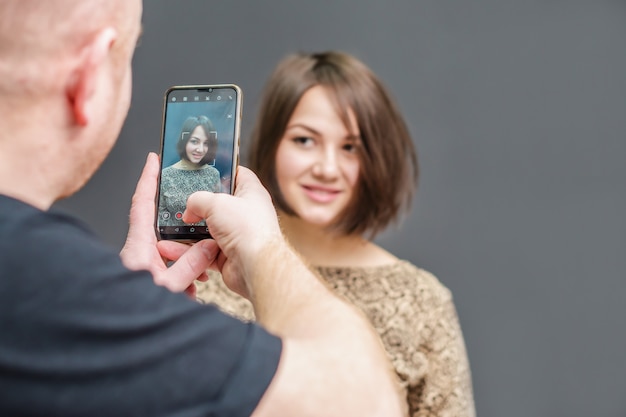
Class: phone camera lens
208,88,213,93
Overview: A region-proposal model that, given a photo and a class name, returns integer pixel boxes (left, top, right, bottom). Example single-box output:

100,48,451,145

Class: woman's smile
301,184,342,204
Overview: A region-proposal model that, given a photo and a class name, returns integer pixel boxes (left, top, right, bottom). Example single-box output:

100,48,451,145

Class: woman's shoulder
200,164,219,173
396,260,453,303
159,165,177,183
198,165,220,181
397,260,450,288
161,164,181,176
315,260,453,305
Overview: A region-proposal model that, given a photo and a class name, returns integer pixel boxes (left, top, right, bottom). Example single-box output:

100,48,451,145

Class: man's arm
249,240,406,417
185,168,406,417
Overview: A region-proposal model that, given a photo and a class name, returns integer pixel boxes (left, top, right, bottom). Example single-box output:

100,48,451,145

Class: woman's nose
312,149,339,178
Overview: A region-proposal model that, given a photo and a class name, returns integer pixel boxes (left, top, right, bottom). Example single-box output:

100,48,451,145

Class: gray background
55,1,626,416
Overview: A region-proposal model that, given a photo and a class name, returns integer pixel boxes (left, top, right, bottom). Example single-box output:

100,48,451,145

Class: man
0,1,405,416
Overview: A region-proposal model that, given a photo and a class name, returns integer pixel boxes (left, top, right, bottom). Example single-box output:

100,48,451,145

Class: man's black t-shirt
0,195,282,416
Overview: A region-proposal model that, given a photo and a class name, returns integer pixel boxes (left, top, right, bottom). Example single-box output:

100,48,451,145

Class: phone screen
156,85,241,241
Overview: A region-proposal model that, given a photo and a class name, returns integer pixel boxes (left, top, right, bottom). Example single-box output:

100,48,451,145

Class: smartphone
156,84,242,242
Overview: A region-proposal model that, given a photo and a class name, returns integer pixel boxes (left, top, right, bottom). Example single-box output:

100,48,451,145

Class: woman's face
185,125,209,164
275,85,361,228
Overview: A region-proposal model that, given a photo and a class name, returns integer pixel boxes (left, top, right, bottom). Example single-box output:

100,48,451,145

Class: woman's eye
293,136,313,146
343,142,358,153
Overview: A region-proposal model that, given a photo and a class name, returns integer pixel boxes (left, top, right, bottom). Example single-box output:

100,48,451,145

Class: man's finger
128,152,160,234
157,240,196,262
183,191,217,224
154,240,219,292
184,166,261,222
184,284,197,298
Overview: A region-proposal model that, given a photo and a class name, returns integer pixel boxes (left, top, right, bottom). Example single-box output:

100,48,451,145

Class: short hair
176,115,217,165
247,51,418,237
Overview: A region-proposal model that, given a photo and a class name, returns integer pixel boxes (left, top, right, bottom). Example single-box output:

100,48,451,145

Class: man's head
0,0,142,208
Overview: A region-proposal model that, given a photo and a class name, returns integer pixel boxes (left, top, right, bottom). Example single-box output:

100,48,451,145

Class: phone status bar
168,89,236,103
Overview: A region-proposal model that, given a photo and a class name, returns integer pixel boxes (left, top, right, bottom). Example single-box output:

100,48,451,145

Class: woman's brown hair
248,51,418,237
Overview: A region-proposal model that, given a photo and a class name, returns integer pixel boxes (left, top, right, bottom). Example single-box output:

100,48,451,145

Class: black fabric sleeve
0,199,282,417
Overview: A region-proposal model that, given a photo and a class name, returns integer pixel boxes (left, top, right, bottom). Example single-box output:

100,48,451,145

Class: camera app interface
158,86,238,239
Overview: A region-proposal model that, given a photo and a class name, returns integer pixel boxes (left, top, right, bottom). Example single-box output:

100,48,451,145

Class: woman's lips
302,184,341,203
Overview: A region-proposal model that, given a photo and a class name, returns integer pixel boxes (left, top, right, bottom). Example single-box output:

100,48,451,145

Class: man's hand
183,166,284,298
120,152,219,293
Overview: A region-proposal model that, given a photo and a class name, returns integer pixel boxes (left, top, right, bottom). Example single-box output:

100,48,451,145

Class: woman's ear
66,27,118,126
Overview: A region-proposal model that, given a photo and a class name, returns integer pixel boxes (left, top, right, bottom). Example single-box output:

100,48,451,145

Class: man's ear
66,27,118,126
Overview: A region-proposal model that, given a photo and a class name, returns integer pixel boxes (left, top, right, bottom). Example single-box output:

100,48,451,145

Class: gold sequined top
195,260,476,417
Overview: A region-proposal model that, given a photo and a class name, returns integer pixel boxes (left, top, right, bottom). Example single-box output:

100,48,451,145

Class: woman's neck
174,159,205,170
278,212,396,267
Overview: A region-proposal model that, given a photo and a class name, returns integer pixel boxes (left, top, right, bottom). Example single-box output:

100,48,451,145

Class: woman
196,51,476,416
158,115,220,227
